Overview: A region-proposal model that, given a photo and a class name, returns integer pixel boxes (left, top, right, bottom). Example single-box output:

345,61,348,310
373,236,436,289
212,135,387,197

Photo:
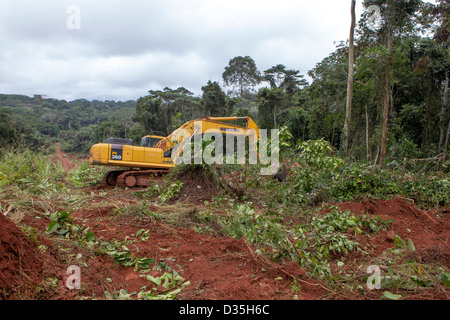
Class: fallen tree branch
3,204,13,216
241,236,334,294
410,153,443,162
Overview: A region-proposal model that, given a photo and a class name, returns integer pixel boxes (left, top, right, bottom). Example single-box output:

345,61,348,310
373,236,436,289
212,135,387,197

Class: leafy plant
291,208,390,278
132,184,163,199
222,202,287,249
46,211,80,238
135,229,150,242
383,291,402,300
133,180,184,203
392,235,416,253
441,272,450,286
102,241,155,271
137,272,190,300
158,180,183,202
45,210,97,246
68,160,107,187
0,149,66,195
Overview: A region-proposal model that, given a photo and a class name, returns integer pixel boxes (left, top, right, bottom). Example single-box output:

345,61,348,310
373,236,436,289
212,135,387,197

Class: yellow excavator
89,116,260,187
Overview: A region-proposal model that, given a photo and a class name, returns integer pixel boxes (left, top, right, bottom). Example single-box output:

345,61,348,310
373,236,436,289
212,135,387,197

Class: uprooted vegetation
0,142,449,300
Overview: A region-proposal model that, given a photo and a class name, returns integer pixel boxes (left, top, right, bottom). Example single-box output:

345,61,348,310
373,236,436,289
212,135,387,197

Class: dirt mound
169,165,222,203
83,218,324,300
57,204,324,300
0,214,45,299
335,197,450,267
168,164,256,203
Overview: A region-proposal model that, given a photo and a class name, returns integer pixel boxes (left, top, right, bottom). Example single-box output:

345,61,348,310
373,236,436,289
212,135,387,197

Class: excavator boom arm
156,116,259,150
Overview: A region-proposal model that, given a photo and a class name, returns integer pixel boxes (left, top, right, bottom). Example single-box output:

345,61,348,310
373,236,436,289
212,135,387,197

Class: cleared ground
0,149,448,300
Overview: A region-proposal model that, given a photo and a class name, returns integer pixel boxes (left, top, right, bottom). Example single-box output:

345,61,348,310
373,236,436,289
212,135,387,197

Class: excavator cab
140,135,165,148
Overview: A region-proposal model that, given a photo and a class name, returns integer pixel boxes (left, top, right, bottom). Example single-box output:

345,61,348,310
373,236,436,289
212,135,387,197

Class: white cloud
0,0,365,101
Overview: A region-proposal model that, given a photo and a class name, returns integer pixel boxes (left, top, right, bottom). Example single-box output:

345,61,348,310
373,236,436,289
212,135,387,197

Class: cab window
140,137,150,147
149,137,163,147
140,137,163,148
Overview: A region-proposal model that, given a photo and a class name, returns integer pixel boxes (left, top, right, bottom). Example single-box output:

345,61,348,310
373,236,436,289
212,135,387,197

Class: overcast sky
0,0,368,101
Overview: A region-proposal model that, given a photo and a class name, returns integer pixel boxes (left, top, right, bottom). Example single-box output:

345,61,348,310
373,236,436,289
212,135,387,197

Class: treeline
0,94,136,153
0,0,448,170
132,0,449,168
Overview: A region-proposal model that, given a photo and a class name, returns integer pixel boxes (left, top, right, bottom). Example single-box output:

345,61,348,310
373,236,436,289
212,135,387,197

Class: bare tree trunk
366,104,370,161
442,120,450,170
439,71,449,152
273,100,277,129
379,0,395,167
422,80,435,151
302,117,307,141
343,0,356,154
240,83,244,109
374,146,380,166
331,115,337,147
380,57,391,166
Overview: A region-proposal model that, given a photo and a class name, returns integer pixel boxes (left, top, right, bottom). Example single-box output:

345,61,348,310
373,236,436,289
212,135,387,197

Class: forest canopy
0,0,448,170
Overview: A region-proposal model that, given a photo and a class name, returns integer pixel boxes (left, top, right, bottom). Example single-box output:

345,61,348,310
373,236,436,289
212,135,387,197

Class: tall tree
416,39,450,151
134,95,163,133
260,64,308,131
256,87,287,129
222,56,261,108
358,0,421,165
306,46,349,147
379,0,395,166
442,74,449,168
0,108,19,147
135,87,200,135
432,0,450,153
263,64,307,96
343,0,356,154
201,81,228,117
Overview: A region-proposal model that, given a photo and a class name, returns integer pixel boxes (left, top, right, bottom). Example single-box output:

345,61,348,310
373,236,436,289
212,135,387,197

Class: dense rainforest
0,0,448,169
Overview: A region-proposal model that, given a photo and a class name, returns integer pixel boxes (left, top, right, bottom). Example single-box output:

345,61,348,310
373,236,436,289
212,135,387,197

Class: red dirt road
55,143,76,171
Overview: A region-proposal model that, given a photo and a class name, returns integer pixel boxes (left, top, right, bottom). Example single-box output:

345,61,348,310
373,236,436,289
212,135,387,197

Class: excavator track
116,169,169,188
103,169,168,188
103,170,127,186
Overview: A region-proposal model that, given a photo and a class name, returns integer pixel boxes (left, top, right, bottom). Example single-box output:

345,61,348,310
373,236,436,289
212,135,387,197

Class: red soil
1,147,448,300
55,143,76,171
1,195,448,300
335,197,450,267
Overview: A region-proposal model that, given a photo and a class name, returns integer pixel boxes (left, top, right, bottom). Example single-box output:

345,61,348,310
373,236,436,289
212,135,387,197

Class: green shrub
265,138,449,209
68,160,107,187
0,149,66,194
401,175,450,208
222,202,286,247
329,164,402,202
292,208,391,278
